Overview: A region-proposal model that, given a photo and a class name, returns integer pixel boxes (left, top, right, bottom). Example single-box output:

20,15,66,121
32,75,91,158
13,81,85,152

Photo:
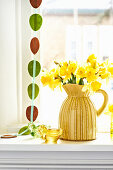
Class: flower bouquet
41,54,113,92
41,54,112,141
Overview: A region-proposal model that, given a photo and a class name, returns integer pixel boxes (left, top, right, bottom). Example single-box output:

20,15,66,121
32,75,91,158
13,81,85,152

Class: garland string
30,59,36,123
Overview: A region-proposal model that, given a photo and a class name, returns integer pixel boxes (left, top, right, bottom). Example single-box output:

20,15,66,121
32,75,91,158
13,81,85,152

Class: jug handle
96,89,108,116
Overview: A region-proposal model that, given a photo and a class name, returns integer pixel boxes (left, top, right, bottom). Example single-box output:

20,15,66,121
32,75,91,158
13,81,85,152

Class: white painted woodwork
30,169,91,170
0,169,107,170
0,133,113,169
0,133,113,152
0,169,27,170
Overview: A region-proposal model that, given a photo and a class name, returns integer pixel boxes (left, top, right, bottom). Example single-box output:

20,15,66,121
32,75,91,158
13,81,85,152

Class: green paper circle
18,126,31,135
27,83,39,99
28,60,41,77
29,14,42,31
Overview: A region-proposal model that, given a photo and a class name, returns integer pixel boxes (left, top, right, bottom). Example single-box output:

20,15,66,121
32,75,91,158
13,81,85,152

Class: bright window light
40,0,113,132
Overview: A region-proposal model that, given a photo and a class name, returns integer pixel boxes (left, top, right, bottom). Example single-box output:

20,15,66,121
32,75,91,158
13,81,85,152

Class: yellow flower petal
108,104,113,113
87,54,97,63
60,66,67,76
86,67,97,82
76,66,86,78
91,81,101,92
108,66,113,76
67,62,77,74
104,111,111,116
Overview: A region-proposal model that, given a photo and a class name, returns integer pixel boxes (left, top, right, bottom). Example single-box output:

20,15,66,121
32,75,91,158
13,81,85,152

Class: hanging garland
27,0,42,124
18,0,44,136
18,0,50,138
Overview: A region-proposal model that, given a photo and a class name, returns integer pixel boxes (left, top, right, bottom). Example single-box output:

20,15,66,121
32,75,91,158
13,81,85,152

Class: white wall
0,0,17,132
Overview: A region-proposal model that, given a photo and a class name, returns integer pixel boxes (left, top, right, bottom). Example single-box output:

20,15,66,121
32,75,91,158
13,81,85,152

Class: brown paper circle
26,106,38,122
1,135,17,139
29,0,42,8
30,37,40,55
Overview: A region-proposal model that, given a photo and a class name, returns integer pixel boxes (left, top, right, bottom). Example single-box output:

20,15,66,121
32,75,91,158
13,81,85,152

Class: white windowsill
0,133,113,152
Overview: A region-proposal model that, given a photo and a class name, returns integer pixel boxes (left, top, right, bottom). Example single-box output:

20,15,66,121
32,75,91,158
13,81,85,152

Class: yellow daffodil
41,76,46,85
109,104,113,113
91,81,101,91
41,55,113,92
87,54,97,63
49,79,61,90
59,61,76,80
86,67,97,82
64,72,72,82
108,64,113,76
76,66,86,78
99,62,106,67
98,67,106,75
90,59,98,69
50,67,60,78
100,72,110,79
59,62,69,77
60,66,67,77
50,68,56,73
104,104,113,116
63,62,68,68
105,104,113,116
67,62,77,74
41,74,53,86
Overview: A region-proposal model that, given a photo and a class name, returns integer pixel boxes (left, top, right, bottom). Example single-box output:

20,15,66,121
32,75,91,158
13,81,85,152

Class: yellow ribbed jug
59,84,108,141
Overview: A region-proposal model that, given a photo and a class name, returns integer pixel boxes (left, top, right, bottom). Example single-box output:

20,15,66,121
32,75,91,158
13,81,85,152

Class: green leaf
27,83,39,99
28,60,41,77
31,132,35,137
72,74,76,84
68,78,72,84
29,14,42,31
18,126,31,135
79,78,84,85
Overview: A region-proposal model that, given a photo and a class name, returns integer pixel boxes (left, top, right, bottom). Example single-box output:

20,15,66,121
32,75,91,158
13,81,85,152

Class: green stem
79,78,84,85
55,75,63,83
72,74,76,84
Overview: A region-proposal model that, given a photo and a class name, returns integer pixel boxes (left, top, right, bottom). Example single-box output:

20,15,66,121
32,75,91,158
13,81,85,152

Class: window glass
40,0,113,131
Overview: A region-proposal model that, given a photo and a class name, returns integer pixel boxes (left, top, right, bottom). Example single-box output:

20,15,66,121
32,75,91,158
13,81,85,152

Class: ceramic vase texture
59,84,108,141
